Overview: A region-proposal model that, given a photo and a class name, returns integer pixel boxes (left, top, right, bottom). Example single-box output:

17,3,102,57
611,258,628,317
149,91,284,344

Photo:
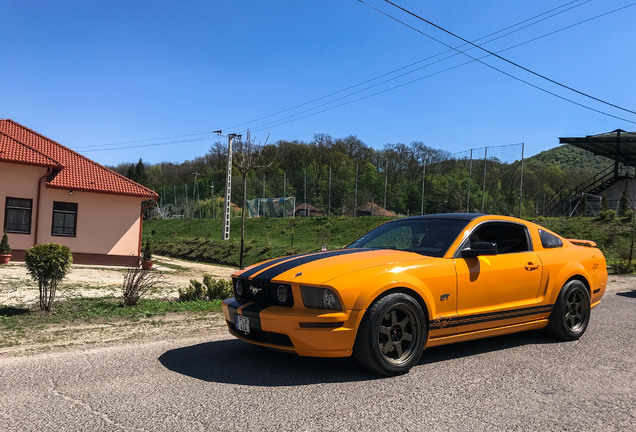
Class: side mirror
461,242,498,258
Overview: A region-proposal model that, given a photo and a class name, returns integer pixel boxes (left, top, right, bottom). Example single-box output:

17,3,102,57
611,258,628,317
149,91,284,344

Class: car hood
236,248,431,285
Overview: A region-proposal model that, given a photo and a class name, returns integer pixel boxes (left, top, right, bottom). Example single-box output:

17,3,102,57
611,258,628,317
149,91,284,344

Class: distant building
356,202,397,217
0,119,158,265
292,203,323,217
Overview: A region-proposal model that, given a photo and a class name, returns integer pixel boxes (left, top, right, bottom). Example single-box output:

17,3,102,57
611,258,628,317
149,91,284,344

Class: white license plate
236,315,250,333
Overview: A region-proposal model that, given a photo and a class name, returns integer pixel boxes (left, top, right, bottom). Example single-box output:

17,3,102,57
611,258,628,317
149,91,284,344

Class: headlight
275,284,291,305
235,279,244,297
300,285,343,310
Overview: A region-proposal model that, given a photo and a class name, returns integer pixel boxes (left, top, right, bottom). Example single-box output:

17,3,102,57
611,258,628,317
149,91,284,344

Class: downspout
138,198,158,259
34,167,53,246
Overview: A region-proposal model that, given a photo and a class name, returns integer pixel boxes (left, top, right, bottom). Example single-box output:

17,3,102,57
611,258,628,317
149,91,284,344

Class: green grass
144,215,636,269
0,297,222,331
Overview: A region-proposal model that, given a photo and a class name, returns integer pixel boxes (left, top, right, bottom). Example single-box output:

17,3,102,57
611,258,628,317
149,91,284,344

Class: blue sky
2,0,635,166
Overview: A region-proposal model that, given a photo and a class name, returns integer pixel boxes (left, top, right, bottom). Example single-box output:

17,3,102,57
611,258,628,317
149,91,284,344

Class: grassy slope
144,216,635,267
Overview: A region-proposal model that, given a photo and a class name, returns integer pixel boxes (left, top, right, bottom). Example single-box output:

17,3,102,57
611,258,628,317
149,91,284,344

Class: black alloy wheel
354,293,426,376
547,279,591,340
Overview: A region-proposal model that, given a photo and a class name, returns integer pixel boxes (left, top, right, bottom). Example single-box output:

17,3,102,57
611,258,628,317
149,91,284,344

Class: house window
4,197,33,234
52,202,78,237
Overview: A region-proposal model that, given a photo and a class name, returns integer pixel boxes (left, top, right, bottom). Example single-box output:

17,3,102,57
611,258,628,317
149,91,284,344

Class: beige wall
1,161,144,259
37,188,143,256
0,162,45,251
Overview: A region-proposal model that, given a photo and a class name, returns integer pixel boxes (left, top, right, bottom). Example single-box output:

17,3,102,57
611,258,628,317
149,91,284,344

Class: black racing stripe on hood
252,248,374,282
239,252,318,279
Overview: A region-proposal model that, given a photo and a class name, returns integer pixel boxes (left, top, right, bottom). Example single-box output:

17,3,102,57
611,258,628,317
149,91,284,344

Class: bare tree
233,130,271,268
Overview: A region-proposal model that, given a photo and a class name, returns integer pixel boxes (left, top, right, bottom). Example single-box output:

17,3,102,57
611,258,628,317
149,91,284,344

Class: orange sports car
222,214,607,375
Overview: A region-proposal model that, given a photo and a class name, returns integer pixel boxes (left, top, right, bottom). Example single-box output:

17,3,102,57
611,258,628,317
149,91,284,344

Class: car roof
393,213,485,222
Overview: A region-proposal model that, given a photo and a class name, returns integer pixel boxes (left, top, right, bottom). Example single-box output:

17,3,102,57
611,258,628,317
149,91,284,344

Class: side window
539,229,563,248
4,197,33,234
52,202,78,237
469,222,531,254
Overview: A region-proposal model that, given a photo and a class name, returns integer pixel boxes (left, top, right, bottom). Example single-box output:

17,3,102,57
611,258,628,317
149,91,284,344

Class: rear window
539,229,563,249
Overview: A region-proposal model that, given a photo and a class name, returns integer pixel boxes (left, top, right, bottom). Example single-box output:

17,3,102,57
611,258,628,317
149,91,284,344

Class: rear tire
547,279,590,340
353,293,426,376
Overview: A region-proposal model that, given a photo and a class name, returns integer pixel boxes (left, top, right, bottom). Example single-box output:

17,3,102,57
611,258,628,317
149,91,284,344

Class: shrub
178,279,206,302
24,243,73,311
611,260,635,275
598,209,616,221
122,260,165,306
178,276,232,301
142,238,152,261
204,275,232,300
619,189,631,217
0,232,10,255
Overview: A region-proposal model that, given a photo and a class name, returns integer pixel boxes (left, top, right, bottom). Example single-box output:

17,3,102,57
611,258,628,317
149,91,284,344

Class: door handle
525,262,539,271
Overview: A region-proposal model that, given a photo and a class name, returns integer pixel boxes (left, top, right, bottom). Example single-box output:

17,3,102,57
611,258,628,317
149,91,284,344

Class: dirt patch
0,255,236,306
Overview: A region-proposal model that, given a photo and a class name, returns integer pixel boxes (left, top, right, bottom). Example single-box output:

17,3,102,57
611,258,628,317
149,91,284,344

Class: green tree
619,188,631,216
24,243,73,311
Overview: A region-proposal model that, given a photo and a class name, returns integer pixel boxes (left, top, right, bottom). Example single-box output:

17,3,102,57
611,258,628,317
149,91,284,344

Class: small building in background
292,203,324,217
356,202,397,217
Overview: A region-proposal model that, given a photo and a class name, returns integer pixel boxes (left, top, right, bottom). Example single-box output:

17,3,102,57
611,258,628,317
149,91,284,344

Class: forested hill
525,144,613,174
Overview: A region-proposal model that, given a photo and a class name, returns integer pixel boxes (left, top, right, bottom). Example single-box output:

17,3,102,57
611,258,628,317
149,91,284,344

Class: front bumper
222,297,364,358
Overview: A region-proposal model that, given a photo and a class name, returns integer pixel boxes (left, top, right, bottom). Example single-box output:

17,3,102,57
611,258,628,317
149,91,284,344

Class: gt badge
440,294,450,301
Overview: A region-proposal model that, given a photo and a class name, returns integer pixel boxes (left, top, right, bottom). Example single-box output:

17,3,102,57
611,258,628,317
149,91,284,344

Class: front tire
547,279,591,340
354,293,426,376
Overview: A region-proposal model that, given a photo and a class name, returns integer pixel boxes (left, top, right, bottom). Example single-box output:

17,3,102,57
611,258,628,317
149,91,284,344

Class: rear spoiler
567,239,597,247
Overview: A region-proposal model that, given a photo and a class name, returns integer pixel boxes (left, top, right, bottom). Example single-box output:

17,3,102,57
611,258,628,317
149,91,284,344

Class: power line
374,0,636,116
224,0,589,131
248,2,636,132
78,136,216,153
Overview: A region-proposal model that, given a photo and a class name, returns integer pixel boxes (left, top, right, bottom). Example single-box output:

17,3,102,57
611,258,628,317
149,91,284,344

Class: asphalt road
1,290,635,431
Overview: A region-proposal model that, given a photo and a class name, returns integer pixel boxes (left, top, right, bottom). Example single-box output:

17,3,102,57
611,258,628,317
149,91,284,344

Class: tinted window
347,218,470,257
539,229,563,248
467,222,530,254
52,202,78,237
4,197,32,234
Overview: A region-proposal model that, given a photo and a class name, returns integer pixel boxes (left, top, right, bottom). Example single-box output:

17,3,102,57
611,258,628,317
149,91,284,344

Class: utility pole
519,142,525,218
328,165,332,217
466,149,473,213
214,130,240,240
421,161,426,215
211,182,215,219
481,146,488,213
384,160,388,216
354,163,358,217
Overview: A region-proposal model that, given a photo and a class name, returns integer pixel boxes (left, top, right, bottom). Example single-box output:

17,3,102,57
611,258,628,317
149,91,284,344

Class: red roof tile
0,132,64,169
0,120,158,198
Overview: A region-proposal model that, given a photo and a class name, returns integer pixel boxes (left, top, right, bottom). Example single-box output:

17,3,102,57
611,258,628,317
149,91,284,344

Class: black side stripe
252,248,374,282
239,252,317,279
429,305,553,330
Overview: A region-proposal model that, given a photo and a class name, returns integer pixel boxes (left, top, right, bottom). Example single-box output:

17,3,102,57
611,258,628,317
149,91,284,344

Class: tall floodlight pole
211,183,215,219
466,149,473,213
384,160,388,216
519,142,525,218
481,146,488,213
214,130,239,241
354,163,358,217
328,165,332,217
421,161,426,215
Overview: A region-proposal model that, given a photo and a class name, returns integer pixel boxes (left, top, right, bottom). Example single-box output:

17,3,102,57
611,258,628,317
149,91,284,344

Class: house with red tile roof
0,119,158,265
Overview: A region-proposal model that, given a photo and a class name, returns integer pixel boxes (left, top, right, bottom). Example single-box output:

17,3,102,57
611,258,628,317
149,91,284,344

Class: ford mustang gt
222,214,607,375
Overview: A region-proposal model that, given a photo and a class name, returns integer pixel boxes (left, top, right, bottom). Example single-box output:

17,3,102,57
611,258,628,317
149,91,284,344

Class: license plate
236,315,250,333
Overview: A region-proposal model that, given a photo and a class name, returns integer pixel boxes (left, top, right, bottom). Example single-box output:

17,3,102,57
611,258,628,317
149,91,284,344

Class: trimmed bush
0,232,10,255
204,275,232,300
142,238,152,261
179,276,232,302
24,243,73,311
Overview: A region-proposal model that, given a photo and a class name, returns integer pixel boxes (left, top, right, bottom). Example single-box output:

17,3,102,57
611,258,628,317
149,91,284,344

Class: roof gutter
34,167,53,246
138,198,158,260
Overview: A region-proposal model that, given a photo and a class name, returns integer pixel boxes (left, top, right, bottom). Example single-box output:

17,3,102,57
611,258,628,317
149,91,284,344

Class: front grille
228,321,294,347
233,278,294,307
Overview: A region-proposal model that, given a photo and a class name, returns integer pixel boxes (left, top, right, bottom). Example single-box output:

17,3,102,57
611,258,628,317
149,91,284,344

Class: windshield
346,218,469,258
